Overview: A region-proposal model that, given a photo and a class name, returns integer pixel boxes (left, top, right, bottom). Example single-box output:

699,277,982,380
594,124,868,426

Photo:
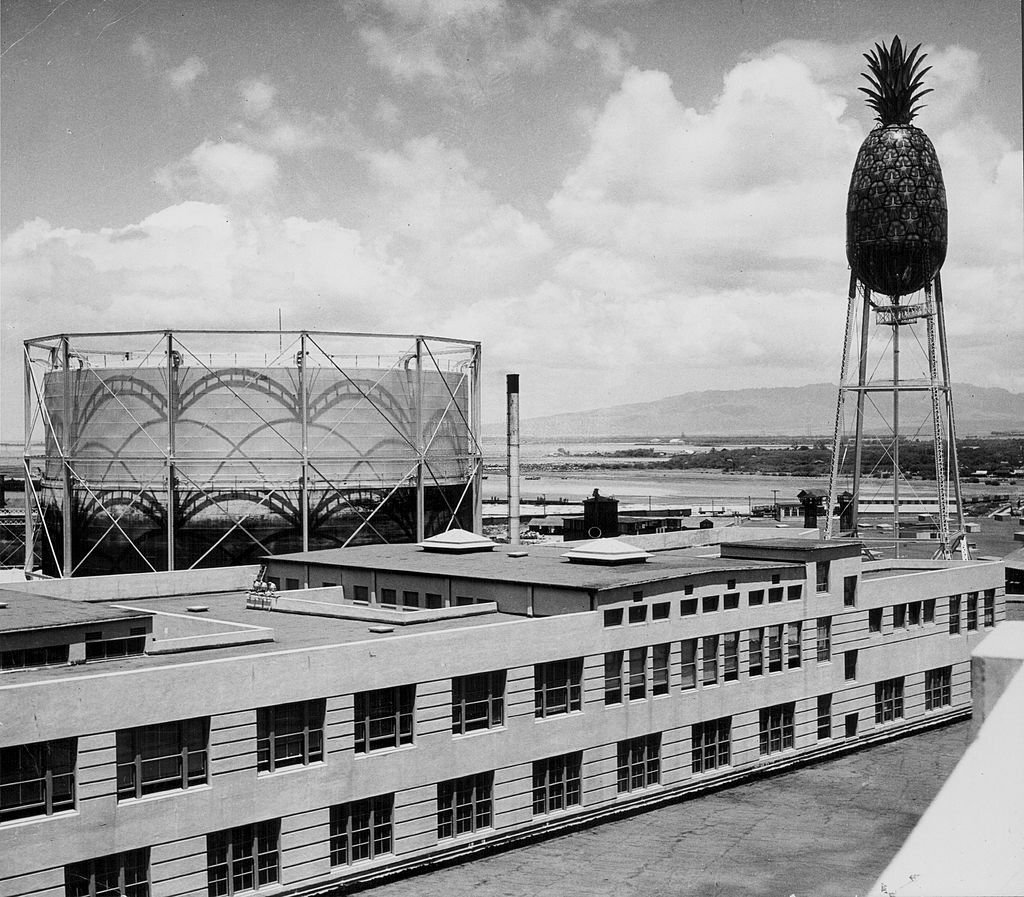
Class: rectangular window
983,590,995,628
437,773,492,839
949,595,961,634
604,652,623,705
284,578,300,592
66,848,149,897
923,598,936,624
84,627,146,661
816,618,831,663
924,666,952,711
724,592,740,610
845,713,859,738
768,587,784,604
680,598,697,616
684,585,694,595
617,734,661,793
702,635,719,685
354,685,415,753
869,607,883,633
455,595,474,607
628,647,647,701
652,602,670,621
844,575,857,607
117,718,208,799
652,643,670,695
767,624,783,673
893,604,907,629
702,595,719,614
817,694,832,740
353,585,369,603
452,671,505,734
966,593,978,631
256,701,324,773
691,717,731,774
402,590,419,608
680,639,697,690
425,593,443,609
874,677,905,724
330,795,393,866
532,752,582,815
0,738,76,821
787,584,802,601
207,820,279,896
380,588,397,606
748,628,764,677
534,658,583,717
816,562,830,593
603,608,623,627
787,621,802,669
748,589,764,606
1,643,70,670
908,601,921,626
844,649,858,681
723,632,739,682
628,604,647,624
758,702,795,756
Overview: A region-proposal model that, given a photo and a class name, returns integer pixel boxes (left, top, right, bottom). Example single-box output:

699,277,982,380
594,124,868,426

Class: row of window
949,591,996,634
601,571,859,629
1,628,148,672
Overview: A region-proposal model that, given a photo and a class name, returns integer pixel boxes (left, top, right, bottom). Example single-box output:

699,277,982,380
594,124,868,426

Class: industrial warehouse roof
266,542,802,591
0,590,151,634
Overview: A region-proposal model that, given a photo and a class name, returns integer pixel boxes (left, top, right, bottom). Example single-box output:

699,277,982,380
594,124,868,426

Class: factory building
0,535,1004,897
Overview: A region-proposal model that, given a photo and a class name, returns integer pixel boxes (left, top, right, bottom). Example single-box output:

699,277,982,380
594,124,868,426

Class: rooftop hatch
418,529,497,554
562,538,652,565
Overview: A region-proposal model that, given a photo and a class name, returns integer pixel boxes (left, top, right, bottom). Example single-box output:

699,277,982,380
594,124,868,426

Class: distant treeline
644,438,1024,478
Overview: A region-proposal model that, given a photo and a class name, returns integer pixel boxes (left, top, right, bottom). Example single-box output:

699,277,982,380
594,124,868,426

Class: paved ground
362,721,972,897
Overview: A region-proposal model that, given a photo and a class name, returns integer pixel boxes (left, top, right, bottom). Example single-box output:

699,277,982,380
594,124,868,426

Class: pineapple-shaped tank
846,37,947,297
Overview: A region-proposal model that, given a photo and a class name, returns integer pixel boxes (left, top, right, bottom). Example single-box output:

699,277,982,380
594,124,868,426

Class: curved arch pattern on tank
34,348,477,575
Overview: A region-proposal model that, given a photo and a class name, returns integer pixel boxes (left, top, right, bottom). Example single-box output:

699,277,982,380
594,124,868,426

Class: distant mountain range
496,384,1024,439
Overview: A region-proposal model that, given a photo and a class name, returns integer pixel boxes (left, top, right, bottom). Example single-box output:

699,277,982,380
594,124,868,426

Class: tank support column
415,337,425,543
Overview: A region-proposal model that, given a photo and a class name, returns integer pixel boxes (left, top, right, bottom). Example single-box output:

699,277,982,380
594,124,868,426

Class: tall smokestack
506,373,520,546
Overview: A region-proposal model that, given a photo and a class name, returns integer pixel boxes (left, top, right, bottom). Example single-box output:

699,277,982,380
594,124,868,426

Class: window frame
354,685,415,753
983,590,995,628
0,737,77,822
924,666,952,711
604,652,623,705
117,717,209,799
330,795,393,866
816,562,830,593
256,700,324,773
874,677,905,724
748,628,764,677
680,638,697,690
758,702,795,756
691,717,731,774
652,643,671,695
437,773,492,840
816,617,831,663
531,752,582,815
534,658,583,718
701,635,719,686
66,848,149,897
723,631,739,682
817,694,832,740
452,671,505,735
206,819,280,896
966,592,978,631
616,734,661,794
949,594,962,634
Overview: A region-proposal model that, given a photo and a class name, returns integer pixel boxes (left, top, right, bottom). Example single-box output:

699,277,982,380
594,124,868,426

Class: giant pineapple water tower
825,37,968,558
23,330,482,577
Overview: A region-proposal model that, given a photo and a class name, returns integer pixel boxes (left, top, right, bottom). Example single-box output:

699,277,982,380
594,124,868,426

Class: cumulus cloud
240,78,278,118
155,141,279,198
354,0,630,99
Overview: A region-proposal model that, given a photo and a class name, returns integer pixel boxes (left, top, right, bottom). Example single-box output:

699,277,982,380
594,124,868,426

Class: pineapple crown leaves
858,35,933,125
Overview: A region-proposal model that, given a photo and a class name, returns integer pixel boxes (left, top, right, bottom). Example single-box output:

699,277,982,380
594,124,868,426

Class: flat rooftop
0,590,150,634
268,542,801,590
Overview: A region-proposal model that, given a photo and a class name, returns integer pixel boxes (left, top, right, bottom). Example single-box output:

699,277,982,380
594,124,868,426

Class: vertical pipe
415,337,425,542
61,337,72,577
892,305,900,558
851,287,872,537
23,343,34,573
472,344,483,534
299,332,310,553
166,332,176,571
507,373,521,546
934,274,968,556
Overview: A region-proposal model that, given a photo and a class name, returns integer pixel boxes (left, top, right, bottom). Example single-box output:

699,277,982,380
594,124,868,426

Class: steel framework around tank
825,274,968,559
23,330,482,577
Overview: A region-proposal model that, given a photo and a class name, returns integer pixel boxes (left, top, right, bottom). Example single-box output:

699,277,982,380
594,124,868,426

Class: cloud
155,141,279,198
129,34,157,67
240,78,278,118
166,56,208,94
354,0,630,99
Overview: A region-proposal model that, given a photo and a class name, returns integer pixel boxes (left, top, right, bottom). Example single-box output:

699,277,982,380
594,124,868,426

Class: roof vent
0,601,7,609
508,551,528,558
418,529,497,553
186,605,209,613
369,626,394,634
563,538,652,566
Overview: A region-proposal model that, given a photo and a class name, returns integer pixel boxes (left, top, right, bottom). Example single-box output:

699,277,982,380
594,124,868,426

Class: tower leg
826,273,859,539
851,286,872,538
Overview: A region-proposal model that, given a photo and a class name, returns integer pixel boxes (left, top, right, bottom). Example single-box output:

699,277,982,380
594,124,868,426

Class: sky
1,0,1021,436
